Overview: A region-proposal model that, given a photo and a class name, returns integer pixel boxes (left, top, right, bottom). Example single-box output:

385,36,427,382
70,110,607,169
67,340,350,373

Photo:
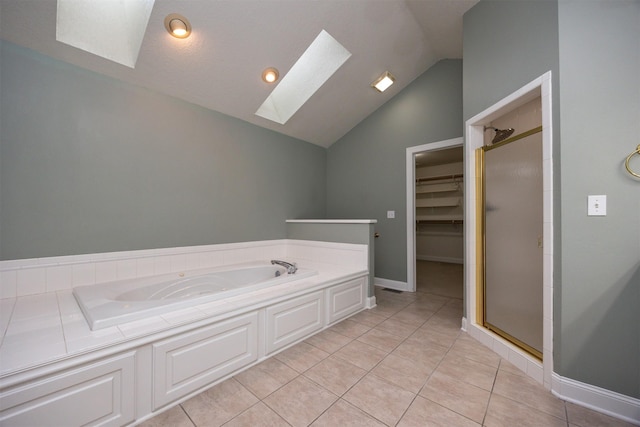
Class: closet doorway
406,137,464,296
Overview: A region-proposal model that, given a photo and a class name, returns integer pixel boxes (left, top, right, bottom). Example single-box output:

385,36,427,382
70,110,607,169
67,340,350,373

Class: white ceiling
0,0,478,147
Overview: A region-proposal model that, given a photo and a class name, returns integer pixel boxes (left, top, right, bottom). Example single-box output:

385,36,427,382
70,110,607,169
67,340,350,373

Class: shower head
484,126,515,144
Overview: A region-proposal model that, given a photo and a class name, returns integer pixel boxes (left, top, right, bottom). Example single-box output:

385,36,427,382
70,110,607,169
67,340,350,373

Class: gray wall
326,59,463,282
0,41,326,260
556,0,639,399
464,0,639,399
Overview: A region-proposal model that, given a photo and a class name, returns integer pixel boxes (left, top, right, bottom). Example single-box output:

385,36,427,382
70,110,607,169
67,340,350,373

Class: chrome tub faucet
270,260,298,274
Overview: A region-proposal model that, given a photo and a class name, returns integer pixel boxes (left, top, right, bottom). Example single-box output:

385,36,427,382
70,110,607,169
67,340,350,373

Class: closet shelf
415,171,463,224
416,182,460,194
416,215,463,223
415,197,460,208
415,173,463,183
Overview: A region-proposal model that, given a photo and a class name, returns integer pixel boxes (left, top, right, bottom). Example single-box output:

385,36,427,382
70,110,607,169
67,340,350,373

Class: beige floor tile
397,395,480,427
389,307,434,327
233,357,298,399
435,304,463,318
416,261,463,300
222,402,289,427
372,353,433,394
310,399,387,427
435,353,498,391
138,405,194,427
419,370,490,423
566,401,637,427
484,393,567,427
305,329,352,353
401,301,440,315
422,316,463,335
263,376,337,427
328,319,371,338
375,317,419,339
448,333,502,368
420,282,464,299
412,294,449,311
333,339,388,371
409,326,458,349
356,327,405,352
392,337,448,372
181,378,259,426
446,298,463,309
303,354,367,396
348,310,388,327
492,369,566,420
343,374,416,426
274,341,329,373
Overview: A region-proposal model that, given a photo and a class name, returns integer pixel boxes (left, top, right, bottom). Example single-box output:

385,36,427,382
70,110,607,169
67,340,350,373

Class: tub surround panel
265,291,325,354
0,239,369,425
326,277,367,324
152,312,260,410
0,352,136,427
0,239,367,376
0,239,366,299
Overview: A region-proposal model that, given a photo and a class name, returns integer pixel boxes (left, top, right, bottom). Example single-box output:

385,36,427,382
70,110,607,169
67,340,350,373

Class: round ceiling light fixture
262,67,279,83
164,13,191,38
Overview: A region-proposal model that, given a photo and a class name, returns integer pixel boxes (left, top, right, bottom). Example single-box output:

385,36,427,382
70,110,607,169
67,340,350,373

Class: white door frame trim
405,137,464,292
463,71,554,389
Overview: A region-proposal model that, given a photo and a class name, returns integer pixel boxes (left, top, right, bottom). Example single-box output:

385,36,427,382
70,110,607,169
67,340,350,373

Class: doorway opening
406,137,463,295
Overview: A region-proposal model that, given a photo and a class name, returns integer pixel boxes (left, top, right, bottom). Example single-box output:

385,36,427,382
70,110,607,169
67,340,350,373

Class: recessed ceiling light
262,68,279,83
164,13,191,38
372,71,395,92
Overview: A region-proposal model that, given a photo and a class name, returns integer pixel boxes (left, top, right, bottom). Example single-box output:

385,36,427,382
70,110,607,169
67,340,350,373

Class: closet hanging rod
625,145,640,178
416,173,463,183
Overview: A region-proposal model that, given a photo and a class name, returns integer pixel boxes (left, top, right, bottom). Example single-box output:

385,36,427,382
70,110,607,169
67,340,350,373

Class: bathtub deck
0,263,367,378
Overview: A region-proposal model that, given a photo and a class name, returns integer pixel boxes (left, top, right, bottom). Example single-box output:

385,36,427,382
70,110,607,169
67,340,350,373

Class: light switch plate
588,195,606,216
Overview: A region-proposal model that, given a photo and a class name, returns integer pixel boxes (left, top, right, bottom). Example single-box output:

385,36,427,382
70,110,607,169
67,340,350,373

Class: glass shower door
483,132,543,357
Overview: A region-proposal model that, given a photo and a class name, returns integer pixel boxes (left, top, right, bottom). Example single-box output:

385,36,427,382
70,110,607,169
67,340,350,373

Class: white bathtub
73,262,317,330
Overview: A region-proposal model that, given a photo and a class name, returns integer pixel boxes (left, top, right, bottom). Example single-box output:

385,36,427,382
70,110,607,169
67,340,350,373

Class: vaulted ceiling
0,0,478,147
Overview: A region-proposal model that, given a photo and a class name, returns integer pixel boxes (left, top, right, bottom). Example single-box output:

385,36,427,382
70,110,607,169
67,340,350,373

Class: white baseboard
374,277,410,292
417,255,463,264
365,296,376,309
551,373,640,425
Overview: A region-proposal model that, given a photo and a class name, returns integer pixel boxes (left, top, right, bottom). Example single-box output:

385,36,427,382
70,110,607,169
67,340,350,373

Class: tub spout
271,260,297,274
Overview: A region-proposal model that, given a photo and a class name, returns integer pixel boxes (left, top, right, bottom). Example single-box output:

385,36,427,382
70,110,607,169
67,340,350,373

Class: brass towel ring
625,145,640,178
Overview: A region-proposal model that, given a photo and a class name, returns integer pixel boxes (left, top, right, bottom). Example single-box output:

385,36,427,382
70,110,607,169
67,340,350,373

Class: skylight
56,0,155,68
255,30,352,125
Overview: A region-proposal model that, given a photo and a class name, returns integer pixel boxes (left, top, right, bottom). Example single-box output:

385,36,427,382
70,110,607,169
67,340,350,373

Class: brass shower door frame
478,126,543,361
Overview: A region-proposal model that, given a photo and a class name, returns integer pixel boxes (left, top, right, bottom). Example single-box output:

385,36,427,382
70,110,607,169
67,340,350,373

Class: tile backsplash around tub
0,240,369,299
